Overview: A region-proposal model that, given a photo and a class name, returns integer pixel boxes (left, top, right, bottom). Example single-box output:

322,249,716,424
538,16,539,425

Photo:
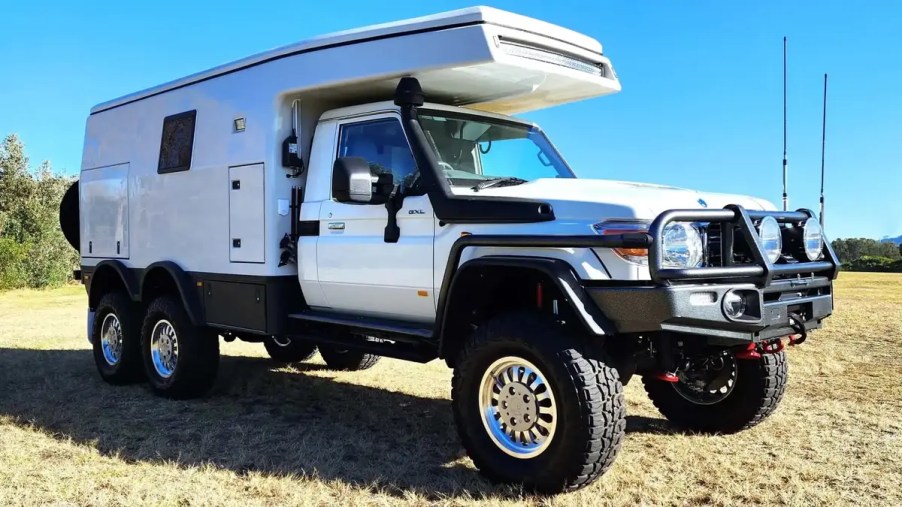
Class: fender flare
88,260,141,306
141,261,205,325
436,256,615,360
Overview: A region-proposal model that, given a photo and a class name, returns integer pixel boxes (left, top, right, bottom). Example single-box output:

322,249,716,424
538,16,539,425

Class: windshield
418,111,575,189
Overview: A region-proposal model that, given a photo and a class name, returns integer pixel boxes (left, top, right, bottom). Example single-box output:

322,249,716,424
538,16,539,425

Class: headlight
661,223,704,268
757,216,783,263
802,218,824,261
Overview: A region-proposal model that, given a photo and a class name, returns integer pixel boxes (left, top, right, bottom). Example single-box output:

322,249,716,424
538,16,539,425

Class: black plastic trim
297,220,319,236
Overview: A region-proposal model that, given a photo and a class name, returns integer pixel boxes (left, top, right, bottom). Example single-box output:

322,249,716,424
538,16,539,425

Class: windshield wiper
472,177,528,192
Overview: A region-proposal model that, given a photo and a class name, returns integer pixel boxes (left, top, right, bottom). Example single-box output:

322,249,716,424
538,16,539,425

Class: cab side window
337,118,419,193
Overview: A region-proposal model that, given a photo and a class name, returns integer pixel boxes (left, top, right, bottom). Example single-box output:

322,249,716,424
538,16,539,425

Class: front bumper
588,276,833,344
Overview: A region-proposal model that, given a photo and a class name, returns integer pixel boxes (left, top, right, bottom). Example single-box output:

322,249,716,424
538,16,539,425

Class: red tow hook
787,334,804,346
654,372,680,383
736,339,784,360
736,343,762,360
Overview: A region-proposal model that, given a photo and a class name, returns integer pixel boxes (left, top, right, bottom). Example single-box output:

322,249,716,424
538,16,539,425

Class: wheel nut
509,386,516,395
502,401,508,409
523,394,530,403
524,414,531,423
510,417,517,425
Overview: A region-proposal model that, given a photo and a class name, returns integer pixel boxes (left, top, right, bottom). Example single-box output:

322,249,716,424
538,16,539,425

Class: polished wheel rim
150,320,178,378
100,313,123,366
478,356,557,459
672,351,738,405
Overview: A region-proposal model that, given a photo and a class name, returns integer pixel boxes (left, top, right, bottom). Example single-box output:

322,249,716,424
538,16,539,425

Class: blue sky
1,1,898,239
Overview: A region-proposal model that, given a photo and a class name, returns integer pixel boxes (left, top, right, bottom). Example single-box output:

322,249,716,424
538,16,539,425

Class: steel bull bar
588,205,839,343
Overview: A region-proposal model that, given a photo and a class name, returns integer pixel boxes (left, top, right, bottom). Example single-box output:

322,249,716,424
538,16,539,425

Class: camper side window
158,110,197,174
337,118,419,193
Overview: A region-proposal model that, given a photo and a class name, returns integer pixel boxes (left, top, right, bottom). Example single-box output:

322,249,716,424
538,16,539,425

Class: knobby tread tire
643,350,788,434
451,312,625,494
141,296,219,399
264,336,317,363
318,345,380,371
92,291,144,384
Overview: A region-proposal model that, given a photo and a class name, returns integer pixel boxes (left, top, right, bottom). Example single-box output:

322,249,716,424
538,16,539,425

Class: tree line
830,237,902,273
0,134,78,289
0,134,899,290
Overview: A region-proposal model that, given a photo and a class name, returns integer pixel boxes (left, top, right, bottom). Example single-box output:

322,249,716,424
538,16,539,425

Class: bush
0,238,28,289
846,256,902,273
0,134,79,290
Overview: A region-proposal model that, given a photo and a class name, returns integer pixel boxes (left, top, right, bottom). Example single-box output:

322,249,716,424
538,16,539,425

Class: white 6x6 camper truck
59,7,838,493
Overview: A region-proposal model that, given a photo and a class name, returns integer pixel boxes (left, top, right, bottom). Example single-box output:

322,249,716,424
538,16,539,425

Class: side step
287,310,438,363
288,310,434,341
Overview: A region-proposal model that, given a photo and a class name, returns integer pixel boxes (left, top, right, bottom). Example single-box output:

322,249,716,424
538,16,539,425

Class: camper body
64,7,838,493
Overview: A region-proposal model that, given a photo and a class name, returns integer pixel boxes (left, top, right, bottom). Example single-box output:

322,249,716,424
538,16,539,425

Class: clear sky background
1,1,898,239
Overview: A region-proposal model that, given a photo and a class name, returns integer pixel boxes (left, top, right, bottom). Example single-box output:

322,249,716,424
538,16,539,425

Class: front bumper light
757,216,783,263
660,222,704,268
802,218,824,261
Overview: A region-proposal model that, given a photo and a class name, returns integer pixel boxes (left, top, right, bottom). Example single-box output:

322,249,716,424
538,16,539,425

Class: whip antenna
820,73,828,228
782,36,789,211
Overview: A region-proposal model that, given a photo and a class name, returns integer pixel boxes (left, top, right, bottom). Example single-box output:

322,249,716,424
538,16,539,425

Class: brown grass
0,273,900,506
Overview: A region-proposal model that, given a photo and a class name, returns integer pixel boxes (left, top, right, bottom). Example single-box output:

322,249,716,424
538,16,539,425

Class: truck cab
60,7,838,494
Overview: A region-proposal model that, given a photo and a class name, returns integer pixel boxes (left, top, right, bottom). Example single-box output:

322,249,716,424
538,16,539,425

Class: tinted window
158,110,197,174
337,118,417,190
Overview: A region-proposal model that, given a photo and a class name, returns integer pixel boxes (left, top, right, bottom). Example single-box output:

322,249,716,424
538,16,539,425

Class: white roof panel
91,6,606,114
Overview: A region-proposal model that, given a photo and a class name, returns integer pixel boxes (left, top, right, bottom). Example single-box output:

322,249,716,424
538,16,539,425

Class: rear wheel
141,296,219,399
451,312,625,494
92,291,144,384
318,344,380,371
263,335,317,363
643,349,788,433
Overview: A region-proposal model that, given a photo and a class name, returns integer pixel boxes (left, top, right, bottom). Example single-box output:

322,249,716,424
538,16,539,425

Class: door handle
327,222,345,231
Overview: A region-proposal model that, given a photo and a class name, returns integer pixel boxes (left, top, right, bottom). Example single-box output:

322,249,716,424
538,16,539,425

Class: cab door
316,114,436,322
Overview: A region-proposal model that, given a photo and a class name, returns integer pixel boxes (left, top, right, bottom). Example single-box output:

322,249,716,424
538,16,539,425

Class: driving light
757,216,783,263
661,223,704,268
802,218,824,261
722,291,748,319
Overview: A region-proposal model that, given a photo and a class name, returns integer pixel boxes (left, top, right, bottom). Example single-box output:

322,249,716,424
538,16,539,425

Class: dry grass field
0,273,900,506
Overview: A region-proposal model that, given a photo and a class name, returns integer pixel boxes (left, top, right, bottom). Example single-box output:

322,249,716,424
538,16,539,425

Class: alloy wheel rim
478,356,557,459
150,320,179,378
100,313,123,366
672,351,739,405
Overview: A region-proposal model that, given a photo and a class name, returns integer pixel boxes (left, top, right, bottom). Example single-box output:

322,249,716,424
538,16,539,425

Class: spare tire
59,180,79,252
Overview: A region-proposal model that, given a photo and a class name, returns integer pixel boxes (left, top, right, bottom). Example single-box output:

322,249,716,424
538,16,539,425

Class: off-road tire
643,350,788,433
263,336,317,363
451,312,625,494
318,345,380,371
140,296,220,399
92,291,144,384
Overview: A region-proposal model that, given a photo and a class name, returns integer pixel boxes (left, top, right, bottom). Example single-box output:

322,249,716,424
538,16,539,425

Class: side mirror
333,157,394,204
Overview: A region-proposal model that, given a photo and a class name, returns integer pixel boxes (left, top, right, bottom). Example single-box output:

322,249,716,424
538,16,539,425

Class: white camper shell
66,6,838,494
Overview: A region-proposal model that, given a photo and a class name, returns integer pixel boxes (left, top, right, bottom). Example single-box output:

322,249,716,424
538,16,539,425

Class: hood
454,178,777,220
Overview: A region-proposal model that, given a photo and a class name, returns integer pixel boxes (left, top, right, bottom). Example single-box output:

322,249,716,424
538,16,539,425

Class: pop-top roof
91,7,614,114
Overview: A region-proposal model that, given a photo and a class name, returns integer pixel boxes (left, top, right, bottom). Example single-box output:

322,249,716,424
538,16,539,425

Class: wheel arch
437,256,614,366
88,260,140,309
140,261,205,326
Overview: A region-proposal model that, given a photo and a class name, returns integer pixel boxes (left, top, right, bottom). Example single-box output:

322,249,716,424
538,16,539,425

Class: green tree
0,134,79,289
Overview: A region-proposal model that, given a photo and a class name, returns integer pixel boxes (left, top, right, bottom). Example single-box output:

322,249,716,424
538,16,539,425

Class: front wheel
318,344,380,371
643,349,788,433
263,336,317,363
451,312,625,494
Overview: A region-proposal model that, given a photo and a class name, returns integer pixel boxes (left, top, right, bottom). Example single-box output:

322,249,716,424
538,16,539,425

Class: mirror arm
383,186,403,243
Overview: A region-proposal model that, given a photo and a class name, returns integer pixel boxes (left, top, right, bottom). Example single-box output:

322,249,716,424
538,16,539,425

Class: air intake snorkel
392,77,555,224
